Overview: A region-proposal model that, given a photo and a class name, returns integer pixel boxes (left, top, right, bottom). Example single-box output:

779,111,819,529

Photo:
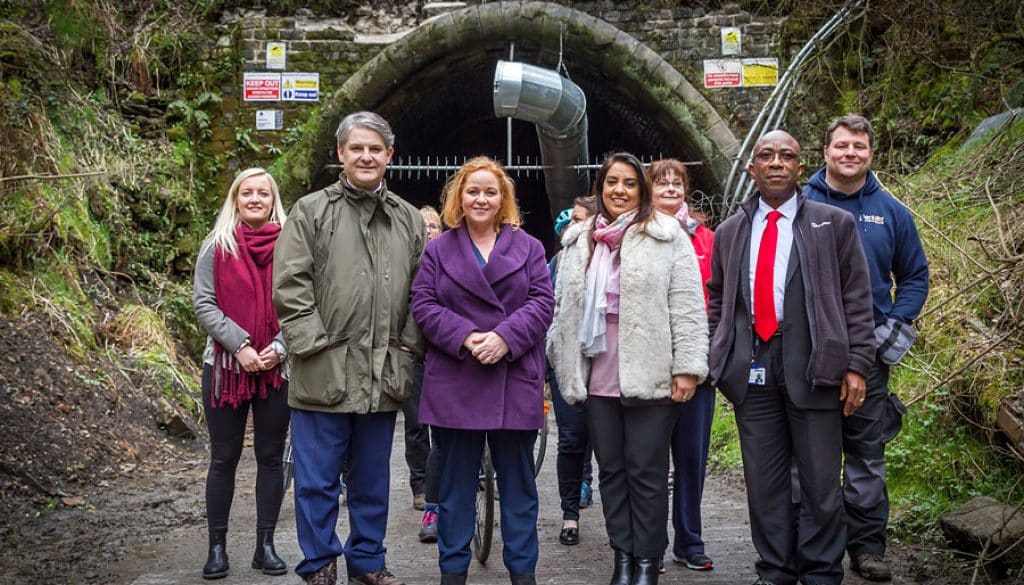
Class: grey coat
707,193,876,408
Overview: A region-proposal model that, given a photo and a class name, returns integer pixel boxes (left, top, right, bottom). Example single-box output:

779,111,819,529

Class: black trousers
586,396,678,558
401,362,430,496
202,365,290,531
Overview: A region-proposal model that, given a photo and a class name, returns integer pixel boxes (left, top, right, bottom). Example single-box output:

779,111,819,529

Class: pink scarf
212,223,283,408
579,210,636,356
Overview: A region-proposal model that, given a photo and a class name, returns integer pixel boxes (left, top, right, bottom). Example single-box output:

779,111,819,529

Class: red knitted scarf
211,223,283,408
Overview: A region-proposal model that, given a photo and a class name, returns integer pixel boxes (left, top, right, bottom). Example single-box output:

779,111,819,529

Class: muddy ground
0,310,1019,584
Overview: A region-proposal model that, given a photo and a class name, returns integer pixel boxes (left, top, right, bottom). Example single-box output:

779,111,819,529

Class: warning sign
703,59,742,88
266,42,286,70
244,73,281,101
281,73,320,102
721,27,741,56
742,58,779,87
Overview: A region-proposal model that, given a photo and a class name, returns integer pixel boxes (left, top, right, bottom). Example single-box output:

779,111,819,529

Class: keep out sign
244,73,281,101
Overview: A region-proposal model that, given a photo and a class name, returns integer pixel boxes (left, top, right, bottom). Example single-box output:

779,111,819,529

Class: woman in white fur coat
546,152,709,585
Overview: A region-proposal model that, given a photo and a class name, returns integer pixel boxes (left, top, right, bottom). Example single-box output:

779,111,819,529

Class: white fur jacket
546,211,709,404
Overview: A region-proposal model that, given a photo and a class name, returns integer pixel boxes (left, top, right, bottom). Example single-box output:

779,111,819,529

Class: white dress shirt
748,194,798,324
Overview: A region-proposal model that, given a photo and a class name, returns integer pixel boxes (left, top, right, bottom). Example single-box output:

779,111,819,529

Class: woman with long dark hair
547,152,708,585
194,167,290,579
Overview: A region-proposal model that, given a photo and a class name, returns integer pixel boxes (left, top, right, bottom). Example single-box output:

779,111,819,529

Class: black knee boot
609,548,635,585
631,558,660,585
203,530,229,579
252,528,287,575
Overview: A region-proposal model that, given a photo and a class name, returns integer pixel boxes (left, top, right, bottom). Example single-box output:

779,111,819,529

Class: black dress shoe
559,526,580,546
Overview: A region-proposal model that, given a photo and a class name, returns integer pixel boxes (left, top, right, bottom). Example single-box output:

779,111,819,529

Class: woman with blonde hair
412,156,554,585
194,167,290,579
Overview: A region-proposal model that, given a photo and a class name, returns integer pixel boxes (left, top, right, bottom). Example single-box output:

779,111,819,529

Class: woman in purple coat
412,156,554,585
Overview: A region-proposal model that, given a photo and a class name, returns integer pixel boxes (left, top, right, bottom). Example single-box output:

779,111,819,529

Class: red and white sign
703,59,742,88
244,72,281,101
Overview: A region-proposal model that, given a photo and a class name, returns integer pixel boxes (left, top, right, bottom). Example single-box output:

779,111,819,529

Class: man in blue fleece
804,114,930,581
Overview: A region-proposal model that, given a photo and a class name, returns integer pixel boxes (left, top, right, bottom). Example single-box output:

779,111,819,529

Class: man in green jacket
273,111,426,585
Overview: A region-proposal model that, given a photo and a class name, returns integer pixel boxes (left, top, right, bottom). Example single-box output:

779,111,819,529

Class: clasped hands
236,345,281,373
463,331,510,365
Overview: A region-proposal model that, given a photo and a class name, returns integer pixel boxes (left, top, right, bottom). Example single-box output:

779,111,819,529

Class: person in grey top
193,167,290,580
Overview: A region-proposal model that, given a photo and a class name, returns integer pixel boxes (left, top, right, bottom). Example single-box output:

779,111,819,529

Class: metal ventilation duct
493,60,590,215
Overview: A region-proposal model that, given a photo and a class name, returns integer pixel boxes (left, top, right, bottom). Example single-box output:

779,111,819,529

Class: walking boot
609,548,635,585
252,528,287,575
631,558,660,585
510,574,537,585
439,574,467,585
306,559,337,585
202,530,229,579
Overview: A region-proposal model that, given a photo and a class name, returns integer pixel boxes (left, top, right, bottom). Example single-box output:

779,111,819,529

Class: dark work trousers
550,367,591,522
202,364,290,532
434,427,539,576
842,359,891,556
671,381,716,558
586,396,679,559
401,362,430,497
291,408,397,579
423,426,441,504
735,335,845,585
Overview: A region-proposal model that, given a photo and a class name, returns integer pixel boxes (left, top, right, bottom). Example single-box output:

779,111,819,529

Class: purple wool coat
412,225,554,431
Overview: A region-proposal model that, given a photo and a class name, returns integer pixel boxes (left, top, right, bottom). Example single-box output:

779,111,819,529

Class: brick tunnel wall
209,1,786,181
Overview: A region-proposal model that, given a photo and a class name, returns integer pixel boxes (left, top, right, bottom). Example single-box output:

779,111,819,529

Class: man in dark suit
706,130,876,585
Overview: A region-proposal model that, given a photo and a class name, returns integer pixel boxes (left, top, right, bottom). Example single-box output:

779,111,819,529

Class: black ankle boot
510,574,537,585
252,528,287,575
203,530,229,579
631,557,660,585
440,574,468,585
609,548,635,585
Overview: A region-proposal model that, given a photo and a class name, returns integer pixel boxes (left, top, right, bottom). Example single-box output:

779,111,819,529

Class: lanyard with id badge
749,335,767,387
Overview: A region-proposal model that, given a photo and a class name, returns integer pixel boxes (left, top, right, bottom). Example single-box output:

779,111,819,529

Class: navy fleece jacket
804,168,929,326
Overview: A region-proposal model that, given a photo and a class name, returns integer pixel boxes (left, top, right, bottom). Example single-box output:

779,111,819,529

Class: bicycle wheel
472,446,495,564
533,401,549,478
282,437,294,492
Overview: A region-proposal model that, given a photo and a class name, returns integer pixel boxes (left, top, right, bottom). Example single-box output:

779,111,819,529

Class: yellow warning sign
742,59,779,87
267,42,286,70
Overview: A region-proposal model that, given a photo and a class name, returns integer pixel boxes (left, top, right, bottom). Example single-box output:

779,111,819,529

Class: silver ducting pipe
493,60,590,215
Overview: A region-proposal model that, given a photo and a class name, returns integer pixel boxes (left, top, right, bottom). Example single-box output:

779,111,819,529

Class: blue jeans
291,409,397,579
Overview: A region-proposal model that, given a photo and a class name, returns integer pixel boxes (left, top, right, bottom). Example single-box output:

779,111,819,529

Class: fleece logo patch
860,214,886,225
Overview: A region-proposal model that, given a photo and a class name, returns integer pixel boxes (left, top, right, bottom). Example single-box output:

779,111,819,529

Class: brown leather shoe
349,567,404,585
851,552,892,581
306,559,338,585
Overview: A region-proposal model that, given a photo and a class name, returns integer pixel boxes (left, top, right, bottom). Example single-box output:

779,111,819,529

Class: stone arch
303,1,739,245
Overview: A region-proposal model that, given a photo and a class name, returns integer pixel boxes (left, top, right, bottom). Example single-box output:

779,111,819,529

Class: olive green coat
272,179,426,413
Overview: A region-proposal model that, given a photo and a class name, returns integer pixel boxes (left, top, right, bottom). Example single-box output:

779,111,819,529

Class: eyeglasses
653,181,685,190
753,150,800,163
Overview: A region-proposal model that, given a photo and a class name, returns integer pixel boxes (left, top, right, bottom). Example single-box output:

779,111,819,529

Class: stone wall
210,1,787,180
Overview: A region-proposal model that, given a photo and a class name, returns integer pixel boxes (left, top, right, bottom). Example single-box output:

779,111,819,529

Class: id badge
749,364,766,386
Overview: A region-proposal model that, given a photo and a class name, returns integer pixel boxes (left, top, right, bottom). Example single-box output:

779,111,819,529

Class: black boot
609,548,635,585
631,557,660,585
510,574,537,585
440,574,468,585
202,530,229,579
252,528,287,575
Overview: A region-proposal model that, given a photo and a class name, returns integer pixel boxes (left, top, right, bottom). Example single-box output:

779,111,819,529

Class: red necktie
754,210,782,342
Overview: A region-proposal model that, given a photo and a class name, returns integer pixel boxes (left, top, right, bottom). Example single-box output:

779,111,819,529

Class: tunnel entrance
310,2,739,253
